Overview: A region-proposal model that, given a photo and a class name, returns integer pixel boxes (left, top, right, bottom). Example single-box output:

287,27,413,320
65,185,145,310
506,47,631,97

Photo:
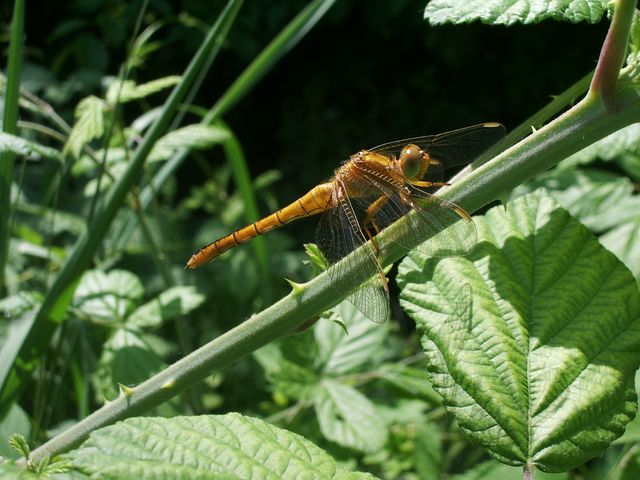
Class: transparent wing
315,183,390,324
355,173,477,259
371,122,505,181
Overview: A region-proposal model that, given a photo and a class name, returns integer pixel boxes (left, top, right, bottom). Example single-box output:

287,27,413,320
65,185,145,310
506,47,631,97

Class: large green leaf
397,190,640,472
68,414,375,479
314,381,387,453
424,0,609,25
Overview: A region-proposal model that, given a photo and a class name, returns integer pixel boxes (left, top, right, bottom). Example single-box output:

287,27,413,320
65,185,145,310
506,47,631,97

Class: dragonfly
186,122,505,324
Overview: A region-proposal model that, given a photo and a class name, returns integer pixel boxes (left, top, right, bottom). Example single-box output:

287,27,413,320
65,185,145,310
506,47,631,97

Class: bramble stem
589,0,637,109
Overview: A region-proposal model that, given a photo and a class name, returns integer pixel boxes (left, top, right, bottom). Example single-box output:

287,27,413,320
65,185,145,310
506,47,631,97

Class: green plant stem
25,74,640,464
0,0,24,297
524,463,534,480
0,0,244,414
589,0,637,108
451,71,593,184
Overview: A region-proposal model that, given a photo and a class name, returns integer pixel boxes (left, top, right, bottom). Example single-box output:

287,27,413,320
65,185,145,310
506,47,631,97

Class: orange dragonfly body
186,123,505,323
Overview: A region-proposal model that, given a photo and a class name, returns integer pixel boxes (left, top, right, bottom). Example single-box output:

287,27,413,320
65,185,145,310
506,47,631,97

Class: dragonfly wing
371,123,505,172
407,189,477,258
356,173,477,259
316,185,390,324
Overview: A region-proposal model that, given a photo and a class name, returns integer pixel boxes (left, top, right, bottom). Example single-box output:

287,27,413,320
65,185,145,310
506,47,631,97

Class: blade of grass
113,0,338,255
0,0,244,415
207,0,338,119
217,120,270,288
0,0,24,297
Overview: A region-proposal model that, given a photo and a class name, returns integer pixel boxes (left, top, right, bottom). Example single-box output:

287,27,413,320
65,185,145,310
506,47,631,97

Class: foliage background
2,0,637,478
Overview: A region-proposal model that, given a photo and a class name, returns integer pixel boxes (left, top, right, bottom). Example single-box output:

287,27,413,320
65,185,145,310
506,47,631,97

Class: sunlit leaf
149,124,230,162
68,414,375,479
106,75,181,104
424,0,609,26
397,190,640,472
64,95,107,158
73,270,144,323
0,132,63,162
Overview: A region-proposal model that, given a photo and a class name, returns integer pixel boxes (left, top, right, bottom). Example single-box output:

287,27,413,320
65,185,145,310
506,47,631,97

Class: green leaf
0,291,41,319
397,190,640,472
149,124,230,161
559,123,640,172
450,460,570,480
128,286,205,328
0,132,63,162
512,170,640,232
0,404,30,459
73,270,144,323
316,301,389,376
254,339,319,400
106,75,182,104
424,0,609,26
92,329,166,401
377,364,441,404
314,381,387,453
68,414,375,479
414,422,442,480
601,217,640,281
64,95,107,158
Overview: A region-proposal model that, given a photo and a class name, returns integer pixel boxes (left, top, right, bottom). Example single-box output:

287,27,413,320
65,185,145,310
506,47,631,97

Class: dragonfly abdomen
185,183,334,269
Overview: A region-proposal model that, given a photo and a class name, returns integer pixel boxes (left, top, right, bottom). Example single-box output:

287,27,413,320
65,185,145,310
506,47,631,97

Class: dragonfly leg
453,205,472,221
410,180,449,188
363,195,389,256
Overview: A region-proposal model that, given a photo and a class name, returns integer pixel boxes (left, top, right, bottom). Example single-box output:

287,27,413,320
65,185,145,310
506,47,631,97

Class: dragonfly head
399,144,428,179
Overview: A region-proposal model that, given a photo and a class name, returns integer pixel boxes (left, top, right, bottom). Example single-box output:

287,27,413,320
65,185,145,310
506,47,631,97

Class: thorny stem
589,0,637,108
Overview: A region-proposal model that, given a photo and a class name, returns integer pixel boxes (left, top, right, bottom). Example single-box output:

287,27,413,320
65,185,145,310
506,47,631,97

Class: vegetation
2,0,640,478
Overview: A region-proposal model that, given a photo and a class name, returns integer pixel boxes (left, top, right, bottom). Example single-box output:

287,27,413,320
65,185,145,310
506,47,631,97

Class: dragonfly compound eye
399,144,424,179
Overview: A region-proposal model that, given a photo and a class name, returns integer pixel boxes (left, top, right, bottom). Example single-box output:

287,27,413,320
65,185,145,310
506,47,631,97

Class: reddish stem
589,0,637,110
